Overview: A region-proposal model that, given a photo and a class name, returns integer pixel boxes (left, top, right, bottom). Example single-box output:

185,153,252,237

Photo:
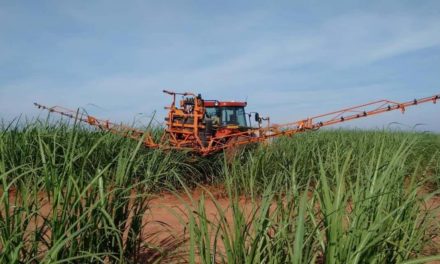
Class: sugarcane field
1,1,440,263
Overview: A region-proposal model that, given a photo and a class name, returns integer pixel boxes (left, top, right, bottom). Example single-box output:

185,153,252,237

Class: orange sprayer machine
35,90,439,155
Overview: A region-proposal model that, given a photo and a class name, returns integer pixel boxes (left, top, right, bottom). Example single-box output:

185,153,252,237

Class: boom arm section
34,93,439,156
201,94,440,154
33,103,158,147
268,94,439,135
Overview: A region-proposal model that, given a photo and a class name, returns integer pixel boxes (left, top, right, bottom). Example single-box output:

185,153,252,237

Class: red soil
2,185,439,263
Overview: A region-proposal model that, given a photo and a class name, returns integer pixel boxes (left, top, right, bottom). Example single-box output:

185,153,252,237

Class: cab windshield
206,107,247,127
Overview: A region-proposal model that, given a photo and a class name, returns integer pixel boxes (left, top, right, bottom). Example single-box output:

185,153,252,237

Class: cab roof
204,101,247,107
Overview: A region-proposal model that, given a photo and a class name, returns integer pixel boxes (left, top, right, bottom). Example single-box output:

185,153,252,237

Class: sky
1,0,439,131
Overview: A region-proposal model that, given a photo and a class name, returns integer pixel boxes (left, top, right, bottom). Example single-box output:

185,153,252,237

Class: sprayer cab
162,91,251,149
204,101,248,127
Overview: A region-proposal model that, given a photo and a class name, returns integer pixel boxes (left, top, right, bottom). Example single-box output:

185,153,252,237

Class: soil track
142,185,440,263
142,185,256,255
141,185,440,263
2,185,440,262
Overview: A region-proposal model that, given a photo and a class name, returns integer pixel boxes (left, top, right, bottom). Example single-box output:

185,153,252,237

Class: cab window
206,107,247,127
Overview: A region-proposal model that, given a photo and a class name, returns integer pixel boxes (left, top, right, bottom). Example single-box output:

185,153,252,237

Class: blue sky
1,1,439,130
